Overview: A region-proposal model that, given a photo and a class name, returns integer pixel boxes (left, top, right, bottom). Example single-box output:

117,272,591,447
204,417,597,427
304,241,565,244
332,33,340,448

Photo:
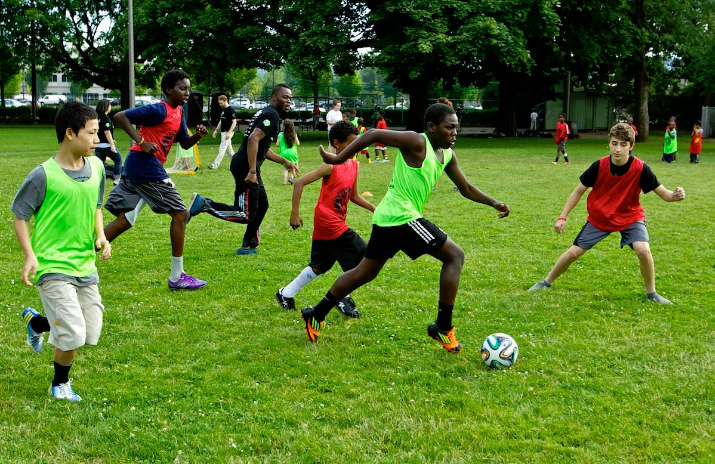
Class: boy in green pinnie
13,102,111,402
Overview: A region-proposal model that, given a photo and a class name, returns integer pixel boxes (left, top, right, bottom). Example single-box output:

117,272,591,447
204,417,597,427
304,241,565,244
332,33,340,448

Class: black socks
436,302,454,332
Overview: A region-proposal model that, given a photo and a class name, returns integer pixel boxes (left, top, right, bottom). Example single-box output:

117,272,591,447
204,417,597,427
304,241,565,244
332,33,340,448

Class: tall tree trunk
405,76,429,132
633,52,650,142
496,71,517,136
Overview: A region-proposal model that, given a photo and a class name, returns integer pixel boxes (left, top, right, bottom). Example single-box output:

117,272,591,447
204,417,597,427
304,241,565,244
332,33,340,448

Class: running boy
553,113,570,164
299,103,510,352
13,102,111,401
275,121,375,317
104,70,208,290
529,123,685,304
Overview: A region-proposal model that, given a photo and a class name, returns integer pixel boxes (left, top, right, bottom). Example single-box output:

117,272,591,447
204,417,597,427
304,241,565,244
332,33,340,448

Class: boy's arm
318,129,424,165
94,208,111,260
114,111,158,155
653,185,685,202
554,183,588,233
14,218,38,286
179,125,209,149
349,179,375,213
290,164,333,229
444,154,510,218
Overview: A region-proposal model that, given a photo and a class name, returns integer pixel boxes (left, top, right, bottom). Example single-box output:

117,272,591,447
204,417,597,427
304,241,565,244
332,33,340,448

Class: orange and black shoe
427,323,462,353
301,307,324,342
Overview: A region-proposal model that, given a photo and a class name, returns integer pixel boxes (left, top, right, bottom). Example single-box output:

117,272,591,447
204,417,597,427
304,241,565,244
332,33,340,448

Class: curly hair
609,122,635,146
329,120,359,148
424,103,456,129
160,69,189,95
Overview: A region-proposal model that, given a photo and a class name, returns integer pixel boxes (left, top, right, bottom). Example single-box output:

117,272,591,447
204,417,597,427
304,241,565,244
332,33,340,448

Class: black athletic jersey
219,106,236,132
235,105,280,169
579,155,660,193
98,114,114,144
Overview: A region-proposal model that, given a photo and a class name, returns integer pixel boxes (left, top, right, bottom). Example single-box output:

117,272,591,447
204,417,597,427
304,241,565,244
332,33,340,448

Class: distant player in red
374,112,388,162
275,121,375,317
553,113,570,164
357,117,371,163
530,123,685,304
690,120,703,163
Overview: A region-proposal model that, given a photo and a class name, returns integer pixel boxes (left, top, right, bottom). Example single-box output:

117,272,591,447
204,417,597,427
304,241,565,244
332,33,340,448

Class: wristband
558,217,567,221
249,170,257,174
136,137,145,145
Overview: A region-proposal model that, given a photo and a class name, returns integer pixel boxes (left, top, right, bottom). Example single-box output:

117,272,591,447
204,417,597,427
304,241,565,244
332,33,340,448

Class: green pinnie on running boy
13,102,111,402
300,103,510,352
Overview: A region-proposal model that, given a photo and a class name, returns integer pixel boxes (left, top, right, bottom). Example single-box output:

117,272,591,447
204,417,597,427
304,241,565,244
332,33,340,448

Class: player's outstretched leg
427,238,464,353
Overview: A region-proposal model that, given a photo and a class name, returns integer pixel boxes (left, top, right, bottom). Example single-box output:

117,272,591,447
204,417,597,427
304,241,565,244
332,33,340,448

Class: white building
43,72,113,102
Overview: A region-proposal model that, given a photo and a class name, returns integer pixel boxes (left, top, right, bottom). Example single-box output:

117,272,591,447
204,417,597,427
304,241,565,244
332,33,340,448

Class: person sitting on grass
529,122,685,304
298,103,510,353
13,101,111,402
275,121,375,317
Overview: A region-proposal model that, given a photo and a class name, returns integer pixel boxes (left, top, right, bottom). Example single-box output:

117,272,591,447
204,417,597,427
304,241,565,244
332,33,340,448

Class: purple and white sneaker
168,273,206,290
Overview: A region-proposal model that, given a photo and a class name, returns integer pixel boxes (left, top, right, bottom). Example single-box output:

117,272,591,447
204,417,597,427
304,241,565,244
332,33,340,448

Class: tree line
1,0,712,140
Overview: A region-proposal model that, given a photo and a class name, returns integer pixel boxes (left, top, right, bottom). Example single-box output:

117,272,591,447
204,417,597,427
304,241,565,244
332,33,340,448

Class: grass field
0,125,713,463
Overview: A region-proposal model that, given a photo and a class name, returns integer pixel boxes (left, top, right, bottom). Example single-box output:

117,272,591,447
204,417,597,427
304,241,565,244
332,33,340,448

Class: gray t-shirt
11,157,105,286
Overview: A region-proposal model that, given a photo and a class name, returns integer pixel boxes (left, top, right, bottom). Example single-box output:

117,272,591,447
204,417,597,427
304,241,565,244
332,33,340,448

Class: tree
0,0,27,105
364,0,557,131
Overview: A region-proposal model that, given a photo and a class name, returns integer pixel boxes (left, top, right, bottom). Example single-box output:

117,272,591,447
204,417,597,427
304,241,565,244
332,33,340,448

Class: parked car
134,97,159,107
251,101,268,110
230,97,251,110
2,98,23,107
38,94,66,105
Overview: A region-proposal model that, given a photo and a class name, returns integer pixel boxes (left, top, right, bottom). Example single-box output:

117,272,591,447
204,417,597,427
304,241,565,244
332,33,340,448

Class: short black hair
161,69,189,95
329,120,359,148
55,101,98,143
695,120,701,126
271,83,291,96
424,103,456,129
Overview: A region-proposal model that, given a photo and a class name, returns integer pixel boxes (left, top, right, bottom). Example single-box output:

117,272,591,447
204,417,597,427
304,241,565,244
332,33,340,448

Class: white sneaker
49,379,82,402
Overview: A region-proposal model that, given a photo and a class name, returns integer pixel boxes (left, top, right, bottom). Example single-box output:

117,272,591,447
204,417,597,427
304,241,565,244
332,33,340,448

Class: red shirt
555,121,569,144
690,129,703,154
130,101,184,165
312,159,359,240
375,119,387,147
586,156,645,232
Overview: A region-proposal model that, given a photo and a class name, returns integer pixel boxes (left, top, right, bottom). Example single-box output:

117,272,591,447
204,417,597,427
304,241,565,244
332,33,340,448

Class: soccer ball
481,333,518,369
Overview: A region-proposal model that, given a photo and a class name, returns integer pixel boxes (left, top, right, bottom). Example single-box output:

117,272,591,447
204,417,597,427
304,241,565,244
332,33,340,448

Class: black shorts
365,218,448,260
309,228,367,273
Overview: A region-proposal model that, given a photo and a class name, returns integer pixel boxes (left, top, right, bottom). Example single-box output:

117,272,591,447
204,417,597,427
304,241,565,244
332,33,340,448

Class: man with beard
189,84,298,255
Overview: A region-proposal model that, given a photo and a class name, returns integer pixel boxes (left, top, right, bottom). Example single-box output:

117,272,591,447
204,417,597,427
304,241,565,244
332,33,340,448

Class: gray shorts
105,178,186,217
557,140,567,151
574,221,649,250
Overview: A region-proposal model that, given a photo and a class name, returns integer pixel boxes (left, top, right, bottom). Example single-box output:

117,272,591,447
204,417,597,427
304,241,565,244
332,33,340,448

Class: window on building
52,75,58,82
61,75,69,83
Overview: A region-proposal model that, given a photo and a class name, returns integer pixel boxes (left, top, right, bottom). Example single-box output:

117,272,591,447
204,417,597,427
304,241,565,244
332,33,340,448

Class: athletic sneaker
528,280,552,292
427,323,462,353
336,296,360,318
646,292,672,305
382,158,389,162
551,161,558,164
168,273,206,290
22,307,44,354
275,289,296,310
236,247,258,255
49,380,82,402
301,307,323,342
187,192,204,222
208,164,217,170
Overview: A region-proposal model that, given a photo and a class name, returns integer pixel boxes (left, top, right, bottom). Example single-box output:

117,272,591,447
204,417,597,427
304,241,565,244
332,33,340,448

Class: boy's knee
566,246,586,260
172,209,190,223
632,242,651,259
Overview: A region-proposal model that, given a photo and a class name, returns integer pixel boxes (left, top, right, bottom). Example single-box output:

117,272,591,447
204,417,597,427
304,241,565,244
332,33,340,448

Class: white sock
282,267,317,298
170,256,184,281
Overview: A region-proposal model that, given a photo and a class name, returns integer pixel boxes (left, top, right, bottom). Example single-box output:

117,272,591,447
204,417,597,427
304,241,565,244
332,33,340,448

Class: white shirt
326,109,342,132
530,112,538,121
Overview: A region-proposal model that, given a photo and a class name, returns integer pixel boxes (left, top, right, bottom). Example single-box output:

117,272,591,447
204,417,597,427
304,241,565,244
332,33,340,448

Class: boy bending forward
529,123,685,303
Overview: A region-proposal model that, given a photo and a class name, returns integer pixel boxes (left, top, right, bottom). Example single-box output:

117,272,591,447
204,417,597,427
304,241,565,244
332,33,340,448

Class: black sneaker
336,296,360,318
275,289,296,310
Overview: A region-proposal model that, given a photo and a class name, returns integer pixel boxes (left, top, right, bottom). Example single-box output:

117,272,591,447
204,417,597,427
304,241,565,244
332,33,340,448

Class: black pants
202,156,268,249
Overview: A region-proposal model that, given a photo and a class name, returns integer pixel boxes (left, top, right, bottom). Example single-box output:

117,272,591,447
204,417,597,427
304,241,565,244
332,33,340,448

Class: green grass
1,126,713,463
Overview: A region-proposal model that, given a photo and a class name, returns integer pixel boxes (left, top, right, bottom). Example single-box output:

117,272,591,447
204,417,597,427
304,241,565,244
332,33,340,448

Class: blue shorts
573,221,649,250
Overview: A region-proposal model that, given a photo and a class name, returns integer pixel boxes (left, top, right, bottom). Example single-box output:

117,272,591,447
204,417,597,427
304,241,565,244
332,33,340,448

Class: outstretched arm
318,129,424,165
653,185,685,202
266,149,299,177
444,154,510,218
179,125,208,149
290,164,333,229
554,183,588,233
114,111,158,154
